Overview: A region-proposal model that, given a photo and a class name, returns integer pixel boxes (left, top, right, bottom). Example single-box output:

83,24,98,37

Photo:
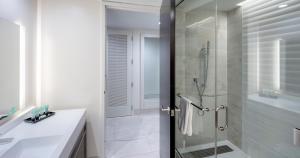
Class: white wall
40,0,105,157
0,0,37,107
107,8,159,30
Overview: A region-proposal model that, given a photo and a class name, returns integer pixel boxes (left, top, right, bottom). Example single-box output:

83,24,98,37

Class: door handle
216,105,228,131
161,106,176,116
161,106,170,113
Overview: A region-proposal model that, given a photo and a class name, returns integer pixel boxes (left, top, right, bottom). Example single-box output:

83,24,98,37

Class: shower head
200,47,206,52
200,48,207,57
200,41,210,57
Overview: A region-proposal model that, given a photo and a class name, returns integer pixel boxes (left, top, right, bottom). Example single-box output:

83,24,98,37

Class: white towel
178,97,193,136
192,110,204,135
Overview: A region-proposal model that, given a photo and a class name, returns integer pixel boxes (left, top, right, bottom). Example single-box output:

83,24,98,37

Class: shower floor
177,140,248,158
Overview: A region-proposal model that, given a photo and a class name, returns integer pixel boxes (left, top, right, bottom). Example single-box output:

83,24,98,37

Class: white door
106,31,133,117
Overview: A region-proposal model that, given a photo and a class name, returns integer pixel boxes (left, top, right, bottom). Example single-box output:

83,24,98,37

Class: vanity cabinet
70,123,87,158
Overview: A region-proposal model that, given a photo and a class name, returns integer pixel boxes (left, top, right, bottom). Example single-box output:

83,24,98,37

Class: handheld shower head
200,47,207,57
200,41,210,56
195,40,210,108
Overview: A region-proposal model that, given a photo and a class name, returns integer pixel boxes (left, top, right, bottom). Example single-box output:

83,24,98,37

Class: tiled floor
105,109,160,158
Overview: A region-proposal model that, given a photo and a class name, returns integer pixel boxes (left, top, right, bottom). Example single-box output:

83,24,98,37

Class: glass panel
175,0,218,157
216,0,300,158
241,0,300,157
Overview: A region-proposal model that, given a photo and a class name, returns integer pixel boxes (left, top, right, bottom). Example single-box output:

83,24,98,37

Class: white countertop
0,109,86,158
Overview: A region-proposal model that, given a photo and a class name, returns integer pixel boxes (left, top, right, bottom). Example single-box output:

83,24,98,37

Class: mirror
0,18,21,125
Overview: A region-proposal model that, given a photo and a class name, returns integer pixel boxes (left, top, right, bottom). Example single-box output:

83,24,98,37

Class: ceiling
106,8,160,30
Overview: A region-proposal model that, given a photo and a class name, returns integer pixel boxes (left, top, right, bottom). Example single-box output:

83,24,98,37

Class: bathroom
1,0,300,158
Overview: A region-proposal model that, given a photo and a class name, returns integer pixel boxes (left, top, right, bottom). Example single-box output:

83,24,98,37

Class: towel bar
176,94,209,112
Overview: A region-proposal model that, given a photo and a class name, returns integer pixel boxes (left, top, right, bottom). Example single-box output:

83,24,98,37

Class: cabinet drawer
70,123,87,158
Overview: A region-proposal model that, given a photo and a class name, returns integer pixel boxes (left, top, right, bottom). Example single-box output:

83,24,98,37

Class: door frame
103,0,161,117
105,29,134,117
140,33,160,110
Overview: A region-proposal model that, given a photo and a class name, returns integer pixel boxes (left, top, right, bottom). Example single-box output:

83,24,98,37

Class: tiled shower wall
227,8,243,148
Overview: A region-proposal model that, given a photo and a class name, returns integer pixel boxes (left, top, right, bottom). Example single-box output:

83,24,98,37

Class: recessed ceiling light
158,21,161,25
278,4,288,8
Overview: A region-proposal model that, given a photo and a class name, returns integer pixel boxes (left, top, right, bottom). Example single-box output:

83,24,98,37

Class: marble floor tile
120,151,160,158
105,139,152,158
105,109,160,158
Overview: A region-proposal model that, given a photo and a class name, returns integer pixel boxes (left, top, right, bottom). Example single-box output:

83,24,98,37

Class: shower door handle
216,105,228,131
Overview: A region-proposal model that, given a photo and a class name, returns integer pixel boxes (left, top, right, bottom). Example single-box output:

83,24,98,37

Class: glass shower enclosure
175,0,300,157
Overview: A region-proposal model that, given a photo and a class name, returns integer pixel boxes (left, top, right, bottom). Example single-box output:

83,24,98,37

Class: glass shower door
175,0,219,157
214,0,246,157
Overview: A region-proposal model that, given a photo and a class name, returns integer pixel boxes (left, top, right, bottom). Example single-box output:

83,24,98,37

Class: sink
1,136,62,158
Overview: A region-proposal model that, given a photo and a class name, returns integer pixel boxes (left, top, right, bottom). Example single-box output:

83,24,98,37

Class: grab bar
216,105,228,131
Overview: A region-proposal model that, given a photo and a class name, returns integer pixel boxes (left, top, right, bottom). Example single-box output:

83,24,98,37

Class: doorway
104,7,160,158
